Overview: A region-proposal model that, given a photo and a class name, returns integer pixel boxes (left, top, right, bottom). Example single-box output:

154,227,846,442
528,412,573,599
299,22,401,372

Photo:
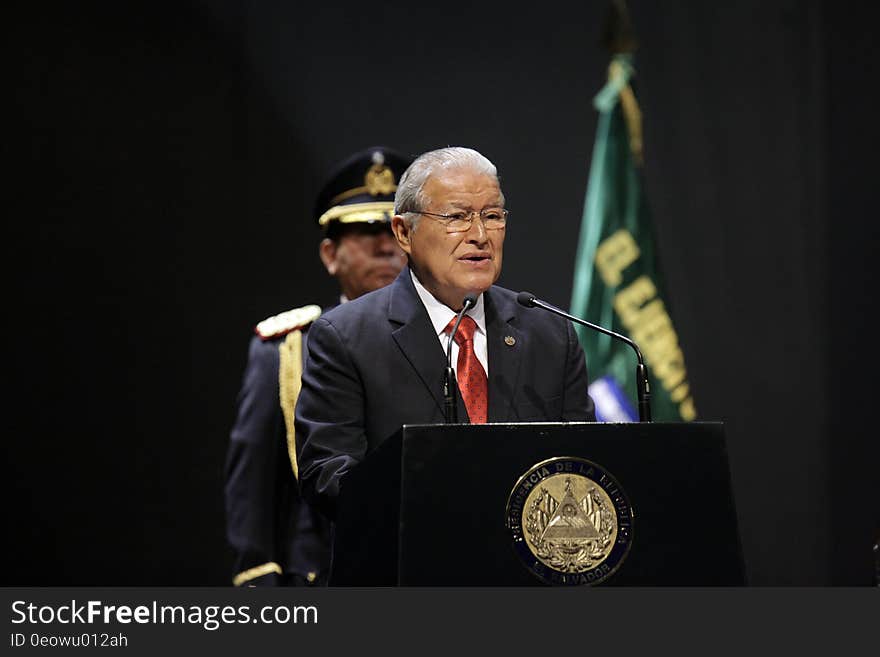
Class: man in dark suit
224,147,412,586
296,147,596,520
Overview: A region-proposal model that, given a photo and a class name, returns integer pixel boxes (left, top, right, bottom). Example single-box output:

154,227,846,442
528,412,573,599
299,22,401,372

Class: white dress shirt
410,270,488,378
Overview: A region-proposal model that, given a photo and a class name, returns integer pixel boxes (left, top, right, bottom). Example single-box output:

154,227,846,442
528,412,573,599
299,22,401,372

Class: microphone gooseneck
517,291,652,422
444,294,478,424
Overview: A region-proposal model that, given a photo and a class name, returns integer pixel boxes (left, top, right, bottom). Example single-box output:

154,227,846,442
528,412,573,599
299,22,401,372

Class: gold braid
279,330,303,480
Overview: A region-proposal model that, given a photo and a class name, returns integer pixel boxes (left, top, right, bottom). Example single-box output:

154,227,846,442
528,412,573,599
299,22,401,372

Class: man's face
320,223,406,300
392,168,505,310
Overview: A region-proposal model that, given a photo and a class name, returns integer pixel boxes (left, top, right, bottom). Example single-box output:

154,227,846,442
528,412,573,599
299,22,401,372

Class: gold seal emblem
506,456,633,585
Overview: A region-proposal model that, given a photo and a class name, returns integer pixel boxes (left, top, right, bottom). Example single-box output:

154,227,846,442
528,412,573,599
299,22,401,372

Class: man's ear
319,238,338,275
391,215,413,256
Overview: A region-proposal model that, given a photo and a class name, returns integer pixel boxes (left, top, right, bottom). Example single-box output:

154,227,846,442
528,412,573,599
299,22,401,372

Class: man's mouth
459,253,491,263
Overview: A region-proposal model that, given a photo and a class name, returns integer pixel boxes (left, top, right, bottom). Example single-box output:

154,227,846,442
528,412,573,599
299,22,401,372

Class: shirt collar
410,269,486,337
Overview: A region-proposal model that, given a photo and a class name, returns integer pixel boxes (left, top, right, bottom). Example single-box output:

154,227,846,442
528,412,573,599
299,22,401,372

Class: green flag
570,53,696,422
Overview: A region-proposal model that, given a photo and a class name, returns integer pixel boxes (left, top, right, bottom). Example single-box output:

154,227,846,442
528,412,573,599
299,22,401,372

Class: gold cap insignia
328,150,398,207
365,162,396,196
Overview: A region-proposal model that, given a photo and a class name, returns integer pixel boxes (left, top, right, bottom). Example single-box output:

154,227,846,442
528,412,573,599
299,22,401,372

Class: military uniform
224,146,412,586
225,305,330,585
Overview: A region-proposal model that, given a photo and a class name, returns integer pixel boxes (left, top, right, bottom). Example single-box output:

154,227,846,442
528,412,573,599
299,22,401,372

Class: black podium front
331,422,744,586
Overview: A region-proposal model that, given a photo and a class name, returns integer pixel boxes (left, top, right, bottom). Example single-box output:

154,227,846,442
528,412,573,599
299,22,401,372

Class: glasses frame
409,208,509,233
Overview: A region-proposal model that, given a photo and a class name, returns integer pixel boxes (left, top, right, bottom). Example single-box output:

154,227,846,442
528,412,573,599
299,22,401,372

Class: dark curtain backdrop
7,0,877,585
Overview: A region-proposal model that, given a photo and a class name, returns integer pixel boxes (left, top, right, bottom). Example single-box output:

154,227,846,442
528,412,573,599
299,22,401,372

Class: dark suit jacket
295,268,595,518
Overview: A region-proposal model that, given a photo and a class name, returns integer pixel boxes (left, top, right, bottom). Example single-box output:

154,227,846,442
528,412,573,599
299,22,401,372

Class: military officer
224,146,412,585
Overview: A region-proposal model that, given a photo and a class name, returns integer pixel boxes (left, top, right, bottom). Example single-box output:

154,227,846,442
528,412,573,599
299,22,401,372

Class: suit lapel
388,268,449,414
485,288,523,422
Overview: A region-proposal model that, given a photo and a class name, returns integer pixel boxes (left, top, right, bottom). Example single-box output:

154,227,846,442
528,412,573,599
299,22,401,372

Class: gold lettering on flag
595,228,641,286
613,274,696,420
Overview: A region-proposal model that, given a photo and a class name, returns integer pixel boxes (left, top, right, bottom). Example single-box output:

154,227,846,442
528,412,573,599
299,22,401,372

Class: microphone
516,291,652,422
444,293,478,423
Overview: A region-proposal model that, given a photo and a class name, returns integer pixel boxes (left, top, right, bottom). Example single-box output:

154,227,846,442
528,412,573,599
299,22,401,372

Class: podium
331,422,745,586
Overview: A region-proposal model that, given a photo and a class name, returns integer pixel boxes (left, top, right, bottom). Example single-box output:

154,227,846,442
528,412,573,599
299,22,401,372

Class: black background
7,0,878,586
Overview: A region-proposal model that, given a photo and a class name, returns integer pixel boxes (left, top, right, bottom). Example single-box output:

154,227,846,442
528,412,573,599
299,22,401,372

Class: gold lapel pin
504,335,516,346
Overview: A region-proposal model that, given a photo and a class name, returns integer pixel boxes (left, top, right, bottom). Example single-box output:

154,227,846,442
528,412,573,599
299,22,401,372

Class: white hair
393,147,503,227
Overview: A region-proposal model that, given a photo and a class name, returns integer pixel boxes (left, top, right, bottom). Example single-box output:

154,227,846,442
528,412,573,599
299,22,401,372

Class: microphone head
516,291,537,308
462,293,478,308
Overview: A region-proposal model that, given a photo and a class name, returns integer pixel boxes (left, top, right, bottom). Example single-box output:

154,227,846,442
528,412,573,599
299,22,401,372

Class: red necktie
444,315,488,424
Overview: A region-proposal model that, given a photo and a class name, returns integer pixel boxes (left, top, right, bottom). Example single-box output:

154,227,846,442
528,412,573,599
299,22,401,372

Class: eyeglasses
410,208,508,233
